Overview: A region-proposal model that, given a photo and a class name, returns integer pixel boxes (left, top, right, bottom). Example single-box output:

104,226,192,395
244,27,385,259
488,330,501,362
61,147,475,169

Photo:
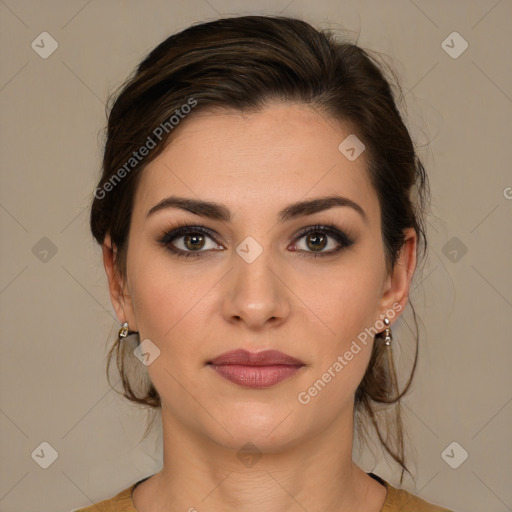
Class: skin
103,102,417,512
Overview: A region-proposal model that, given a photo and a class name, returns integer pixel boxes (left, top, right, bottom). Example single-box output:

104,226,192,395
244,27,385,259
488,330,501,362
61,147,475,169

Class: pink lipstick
207,349,305,388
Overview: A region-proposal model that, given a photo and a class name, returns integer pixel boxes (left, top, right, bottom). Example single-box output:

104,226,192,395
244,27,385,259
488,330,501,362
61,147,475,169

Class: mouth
206,349,305,389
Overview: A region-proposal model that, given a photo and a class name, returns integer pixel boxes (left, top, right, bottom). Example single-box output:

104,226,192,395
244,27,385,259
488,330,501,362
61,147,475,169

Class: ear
102,234,137,329
378,227,417,324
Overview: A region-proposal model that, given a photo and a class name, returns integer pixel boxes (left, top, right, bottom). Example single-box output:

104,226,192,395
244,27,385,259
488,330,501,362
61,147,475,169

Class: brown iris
305,232,327,251
184,233,206,251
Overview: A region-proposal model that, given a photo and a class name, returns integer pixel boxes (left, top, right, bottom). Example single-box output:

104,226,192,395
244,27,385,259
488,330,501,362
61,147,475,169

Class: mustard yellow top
74,473,453,511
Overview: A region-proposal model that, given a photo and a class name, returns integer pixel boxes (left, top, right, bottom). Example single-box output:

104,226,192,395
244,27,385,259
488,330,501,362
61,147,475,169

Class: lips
208,349,304,367
207,349,305,389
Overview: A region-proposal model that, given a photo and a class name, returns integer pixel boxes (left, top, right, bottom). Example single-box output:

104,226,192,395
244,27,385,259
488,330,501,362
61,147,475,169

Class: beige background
1,1,511,511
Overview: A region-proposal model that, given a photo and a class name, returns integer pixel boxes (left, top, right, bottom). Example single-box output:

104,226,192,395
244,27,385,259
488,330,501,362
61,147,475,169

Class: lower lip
209,364,303,388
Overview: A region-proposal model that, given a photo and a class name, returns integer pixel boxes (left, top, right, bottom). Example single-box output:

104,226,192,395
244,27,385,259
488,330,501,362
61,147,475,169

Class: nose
221,248,291,330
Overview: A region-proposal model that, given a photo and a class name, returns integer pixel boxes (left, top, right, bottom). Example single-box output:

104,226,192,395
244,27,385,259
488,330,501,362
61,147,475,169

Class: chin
203,405,308,455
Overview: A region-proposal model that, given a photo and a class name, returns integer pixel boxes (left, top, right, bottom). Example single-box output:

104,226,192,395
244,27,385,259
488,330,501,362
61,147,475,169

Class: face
104,102,416,453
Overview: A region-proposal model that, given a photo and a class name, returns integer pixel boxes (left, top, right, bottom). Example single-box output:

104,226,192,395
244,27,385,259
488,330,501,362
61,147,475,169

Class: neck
133,403,386,512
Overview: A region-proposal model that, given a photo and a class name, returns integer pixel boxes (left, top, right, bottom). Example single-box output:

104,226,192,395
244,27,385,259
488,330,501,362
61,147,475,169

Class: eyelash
157,222,355,260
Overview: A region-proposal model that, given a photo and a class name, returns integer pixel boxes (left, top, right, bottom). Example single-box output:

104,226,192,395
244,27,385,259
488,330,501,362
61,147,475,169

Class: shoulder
73,482,137,512
375,474,453,512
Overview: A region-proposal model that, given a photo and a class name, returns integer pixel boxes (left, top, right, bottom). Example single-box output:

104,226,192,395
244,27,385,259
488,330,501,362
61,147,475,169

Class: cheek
307,261,384,348
127,250,214,362
127,265,210,408
299,258,383,394
297,282,378,412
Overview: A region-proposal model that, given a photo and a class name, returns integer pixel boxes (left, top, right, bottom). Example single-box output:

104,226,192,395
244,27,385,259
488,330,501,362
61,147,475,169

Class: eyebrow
146,194,367,224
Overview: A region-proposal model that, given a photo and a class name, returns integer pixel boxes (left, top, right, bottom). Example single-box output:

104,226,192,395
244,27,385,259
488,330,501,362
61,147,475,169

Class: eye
291,224,355,258
158,225,224,259
157,222,355,259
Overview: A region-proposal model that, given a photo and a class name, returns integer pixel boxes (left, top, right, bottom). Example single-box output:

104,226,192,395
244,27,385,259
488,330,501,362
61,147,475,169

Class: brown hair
90,15,430,484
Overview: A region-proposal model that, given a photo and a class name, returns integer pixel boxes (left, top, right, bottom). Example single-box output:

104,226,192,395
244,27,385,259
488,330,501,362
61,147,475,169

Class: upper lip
207,349,304,367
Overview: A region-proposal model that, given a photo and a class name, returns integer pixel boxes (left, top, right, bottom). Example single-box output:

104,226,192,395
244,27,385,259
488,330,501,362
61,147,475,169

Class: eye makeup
156,220,356,260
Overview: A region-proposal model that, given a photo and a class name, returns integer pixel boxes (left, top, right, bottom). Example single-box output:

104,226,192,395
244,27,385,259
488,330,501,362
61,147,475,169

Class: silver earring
383,317,392,346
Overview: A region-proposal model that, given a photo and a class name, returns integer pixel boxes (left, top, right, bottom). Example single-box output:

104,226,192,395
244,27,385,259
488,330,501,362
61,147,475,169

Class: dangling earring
119,322,129,338
383,317,392,346
119,321,139,339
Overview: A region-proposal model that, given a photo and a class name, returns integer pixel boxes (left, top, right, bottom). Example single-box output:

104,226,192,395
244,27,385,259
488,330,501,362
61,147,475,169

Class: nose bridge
223,235,289,327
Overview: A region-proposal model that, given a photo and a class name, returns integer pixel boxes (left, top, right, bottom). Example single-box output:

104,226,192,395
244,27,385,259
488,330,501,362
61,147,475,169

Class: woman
76,15,452,512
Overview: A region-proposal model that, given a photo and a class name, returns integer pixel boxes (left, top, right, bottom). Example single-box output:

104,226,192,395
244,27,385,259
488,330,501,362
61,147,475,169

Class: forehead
133,103,379,225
